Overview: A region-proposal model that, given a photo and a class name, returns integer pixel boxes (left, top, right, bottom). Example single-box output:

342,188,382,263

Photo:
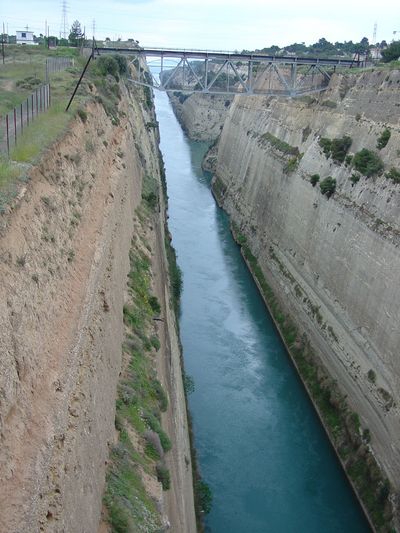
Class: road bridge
96,46,365,97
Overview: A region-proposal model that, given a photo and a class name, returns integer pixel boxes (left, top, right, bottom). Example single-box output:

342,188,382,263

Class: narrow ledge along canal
155,91,370,533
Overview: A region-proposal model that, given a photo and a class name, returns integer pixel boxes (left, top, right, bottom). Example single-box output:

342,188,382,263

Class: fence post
6,114,9,156
20,103,23,134
27,97,29,125
49,84,51,107
13,108,17,145
31,94,34,120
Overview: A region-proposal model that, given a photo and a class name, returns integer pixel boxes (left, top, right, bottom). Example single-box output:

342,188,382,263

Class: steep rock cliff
0,68,195,532
169,92,231,141
212,69,400,521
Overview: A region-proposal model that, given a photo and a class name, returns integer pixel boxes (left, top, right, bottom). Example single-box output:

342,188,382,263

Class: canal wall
0,61,195,531
169,92,231,141
171,68,400,530
215,70,400,530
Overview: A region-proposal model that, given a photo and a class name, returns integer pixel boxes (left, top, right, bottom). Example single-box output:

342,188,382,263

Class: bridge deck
96,46,362,68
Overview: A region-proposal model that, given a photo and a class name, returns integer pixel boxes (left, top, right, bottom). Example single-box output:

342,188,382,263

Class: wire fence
0,84,51,156
45,56,74,80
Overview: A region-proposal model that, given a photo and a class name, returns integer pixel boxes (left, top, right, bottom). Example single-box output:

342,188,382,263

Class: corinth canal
155,90,369,532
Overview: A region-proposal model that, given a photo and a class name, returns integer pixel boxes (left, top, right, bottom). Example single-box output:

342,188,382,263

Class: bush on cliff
319,176,336,197
353,149,383,177
94,54,128,78
319,136,352,163
376,128,391,150
310,174,320,186
386,168,400,183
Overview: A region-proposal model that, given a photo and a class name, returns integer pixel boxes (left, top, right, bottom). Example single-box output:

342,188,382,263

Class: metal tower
60,0,69,39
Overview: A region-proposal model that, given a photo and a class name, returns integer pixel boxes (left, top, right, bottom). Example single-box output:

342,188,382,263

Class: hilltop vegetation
243,36,390,59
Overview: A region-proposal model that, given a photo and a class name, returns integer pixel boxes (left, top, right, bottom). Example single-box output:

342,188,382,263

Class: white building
16,30,37,45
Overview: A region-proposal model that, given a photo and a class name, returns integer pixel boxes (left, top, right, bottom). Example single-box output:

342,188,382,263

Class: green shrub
284,156,299,174
156,464,170,490
386,168,400,183
381,41,400,63
350,173,360,185
319,137,332,157
152,380,168,411
319,176,336,198
331,136,352,163
76,108,87,123
112,54,128,75
144,413,171,452
149,295,161,314
196,480,213,514
310,174,320,186
145,442,160,460
183,374,195,394
367,369,377,383
363,428,371,443
260,132,300,156
150,335,161,351
319,136,352,163
345,154,353,166
353,149,383,177
377,128,391,150
95,55,119,78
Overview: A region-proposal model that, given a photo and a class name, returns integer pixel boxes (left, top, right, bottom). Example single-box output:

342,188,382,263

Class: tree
357,36,370,54
69,20,83,47
381,41,400,62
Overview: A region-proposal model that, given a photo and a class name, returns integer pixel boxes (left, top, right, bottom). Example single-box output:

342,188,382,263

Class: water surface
155,91,369,533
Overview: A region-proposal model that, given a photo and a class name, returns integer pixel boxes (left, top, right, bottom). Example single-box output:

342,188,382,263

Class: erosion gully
154,90,369,532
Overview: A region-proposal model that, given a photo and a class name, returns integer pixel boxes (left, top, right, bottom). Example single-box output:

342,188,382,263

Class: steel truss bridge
96,47,364,98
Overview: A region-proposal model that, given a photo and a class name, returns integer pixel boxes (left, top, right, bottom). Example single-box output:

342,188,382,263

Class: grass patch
105,187,174,530
259,132,300,157
9,103,71,162
104,441,162,532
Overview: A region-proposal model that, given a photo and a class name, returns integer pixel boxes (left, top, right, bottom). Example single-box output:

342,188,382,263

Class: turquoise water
155,91,370,533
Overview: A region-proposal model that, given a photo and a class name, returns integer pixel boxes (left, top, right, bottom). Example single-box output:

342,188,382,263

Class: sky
2,0,399,50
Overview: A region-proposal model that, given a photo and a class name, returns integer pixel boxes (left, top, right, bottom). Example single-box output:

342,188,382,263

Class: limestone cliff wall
169,92,231,141
0,74,195,531
213,69,400,491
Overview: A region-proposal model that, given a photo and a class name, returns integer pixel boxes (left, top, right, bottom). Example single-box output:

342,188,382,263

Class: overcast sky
2,0,399,50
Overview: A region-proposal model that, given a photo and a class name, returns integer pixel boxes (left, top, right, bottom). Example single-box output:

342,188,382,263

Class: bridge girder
95,47,362,97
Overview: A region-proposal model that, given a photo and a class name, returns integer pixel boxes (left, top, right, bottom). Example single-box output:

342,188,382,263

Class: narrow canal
155,91,369,532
